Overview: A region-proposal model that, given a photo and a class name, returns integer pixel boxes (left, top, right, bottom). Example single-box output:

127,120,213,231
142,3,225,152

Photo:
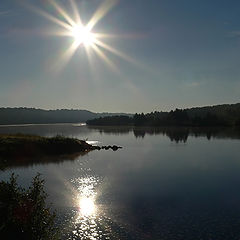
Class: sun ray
94,33,121,39
84,46,94,68
44,28,72,37
94,39,138,65
62,41,80,62
91,44,118,72
95,32,146,39
87,0,118,31
54,40,80,70
70,0,82,26
82,46,101,85
50,0,76,27
24,3,72,31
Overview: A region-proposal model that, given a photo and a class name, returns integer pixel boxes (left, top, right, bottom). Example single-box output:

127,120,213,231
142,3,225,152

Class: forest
87,103,240,127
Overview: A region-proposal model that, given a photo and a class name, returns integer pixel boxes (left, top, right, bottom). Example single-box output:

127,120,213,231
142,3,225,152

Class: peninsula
0,134,97,159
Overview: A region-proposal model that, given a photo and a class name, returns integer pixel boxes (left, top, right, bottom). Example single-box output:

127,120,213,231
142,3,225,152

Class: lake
0,124,240,240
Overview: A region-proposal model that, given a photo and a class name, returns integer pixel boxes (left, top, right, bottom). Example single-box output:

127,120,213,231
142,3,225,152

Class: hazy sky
0,0,240,113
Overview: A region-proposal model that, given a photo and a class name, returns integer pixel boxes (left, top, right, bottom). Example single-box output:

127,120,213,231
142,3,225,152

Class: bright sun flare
79,197,96,216
28,0,136,71
70,25,96,46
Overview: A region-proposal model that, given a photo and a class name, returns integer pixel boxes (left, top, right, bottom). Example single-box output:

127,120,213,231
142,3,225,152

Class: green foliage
0,174,59,240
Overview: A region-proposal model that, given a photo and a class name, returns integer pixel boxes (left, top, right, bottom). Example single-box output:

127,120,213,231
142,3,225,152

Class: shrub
0,173,59,240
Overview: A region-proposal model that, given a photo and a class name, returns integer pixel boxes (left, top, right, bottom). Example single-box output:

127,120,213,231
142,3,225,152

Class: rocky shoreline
93,145,123,151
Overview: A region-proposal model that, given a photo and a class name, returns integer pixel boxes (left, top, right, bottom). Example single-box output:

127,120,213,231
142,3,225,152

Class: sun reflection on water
79,196,96,216
65,174,131,239
70,175,101,239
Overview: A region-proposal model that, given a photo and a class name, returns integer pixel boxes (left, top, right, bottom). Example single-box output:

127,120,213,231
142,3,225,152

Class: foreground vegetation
0,174,59,240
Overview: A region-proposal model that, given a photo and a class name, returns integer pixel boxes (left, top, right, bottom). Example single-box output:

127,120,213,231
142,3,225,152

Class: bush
0,174,59,240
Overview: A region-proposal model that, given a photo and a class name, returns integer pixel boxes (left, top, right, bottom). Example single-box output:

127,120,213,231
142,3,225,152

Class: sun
28,0,136,71
70,25,96,47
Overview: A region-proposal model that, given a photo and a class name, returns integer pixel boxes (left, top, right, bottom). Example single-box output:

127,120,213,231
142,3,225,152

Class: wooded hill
87,103,240,127
0,108,132,125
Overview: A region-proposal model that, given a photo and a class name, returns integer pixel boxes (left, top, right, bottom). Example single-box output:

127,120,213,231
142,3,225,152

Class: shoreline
0,134,96,167
0,134,122,170
0,123,86,127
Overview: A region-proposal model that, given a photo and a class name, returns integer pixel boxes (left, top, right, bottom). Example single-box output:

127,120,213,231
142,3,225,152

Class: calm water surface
0,124,240,239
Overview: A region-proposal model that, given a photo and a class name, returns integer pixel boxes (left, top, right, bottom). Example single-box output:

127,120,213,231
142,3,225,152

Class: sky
0,0,240,113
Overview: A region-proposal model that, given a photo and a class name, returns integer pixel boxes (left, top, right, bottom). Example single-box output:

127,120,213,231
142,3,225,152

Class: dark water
0,124,240,240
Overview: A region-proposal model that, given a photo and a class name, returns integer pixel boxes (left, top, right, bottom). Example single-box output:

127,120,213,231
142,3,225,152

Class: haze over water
0,124,240,239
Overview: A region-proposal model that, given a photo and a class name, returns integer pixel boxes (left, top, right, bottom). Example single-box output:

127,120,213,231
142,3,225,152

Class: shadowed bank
0,134,97,170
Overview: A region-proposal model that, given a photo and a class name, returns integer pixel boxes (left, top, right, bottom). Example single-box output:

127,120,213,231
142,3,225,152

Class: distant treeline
87,115,133,126
0,108,132,125
86,103,240,127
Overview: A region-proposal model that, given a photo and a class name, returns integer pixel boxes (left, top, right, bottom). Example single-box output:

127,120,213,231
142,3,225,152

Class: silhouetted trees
1,104,240,126
192,112,228,126
87,103,240,127
133,113,146,126
87,109,229,127
235,118,240,126
0,174,59,239
86,116,133,126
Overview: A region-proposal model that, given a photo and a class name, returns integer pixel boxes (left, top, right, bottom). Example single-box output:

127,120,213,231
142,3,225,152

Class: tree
0,174,59,240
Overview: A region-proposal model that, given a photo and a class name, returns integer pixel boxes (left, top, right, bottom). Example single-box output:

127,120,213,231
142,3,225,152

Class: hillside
0,108,132,125
186,103,240,124
87,103,240,127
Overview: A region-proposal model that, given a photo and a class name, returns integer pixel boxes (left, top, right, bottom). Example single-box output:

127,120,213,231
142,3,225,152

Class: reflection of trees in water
133,129,146,138
191,128,218,140
133,128,189,143
1,152,89,170
88,126,132,135
164,128,189,143
88,126,240,143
